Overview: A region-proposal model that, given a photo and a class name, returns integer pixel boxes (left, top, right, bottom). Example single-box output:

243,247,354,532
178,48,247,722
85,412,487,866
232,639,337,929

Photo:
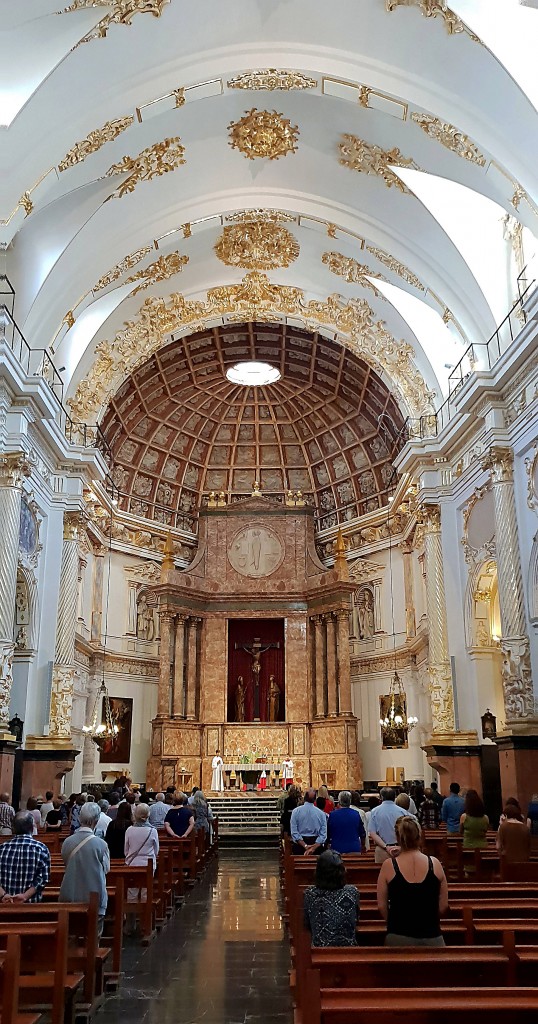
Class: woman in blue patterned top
303,850,359,946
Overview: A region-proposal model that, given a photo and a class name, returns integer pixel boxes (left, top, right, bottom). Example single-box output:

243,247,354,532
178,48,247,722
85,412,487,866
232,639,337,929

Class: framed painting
99,696,133,763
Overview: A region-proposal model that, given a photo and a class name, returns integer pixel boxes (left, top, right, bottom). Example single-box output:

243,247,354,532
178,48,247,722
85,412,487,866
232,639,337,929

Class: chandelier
379,670,418,734
82,680,119,747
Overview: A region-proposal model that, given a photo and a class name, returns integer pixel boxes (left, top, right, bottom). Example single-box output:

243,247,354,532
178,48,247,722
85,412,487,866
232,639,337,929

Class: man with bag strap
60,802,110,936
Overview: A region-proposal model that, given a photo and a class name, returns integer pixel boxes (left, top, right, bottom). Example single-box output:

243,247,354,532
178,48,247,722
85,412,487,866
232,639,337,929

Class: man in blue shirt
368,787,410,863
329,791,366,853
290,789,327,855
441,782,465,834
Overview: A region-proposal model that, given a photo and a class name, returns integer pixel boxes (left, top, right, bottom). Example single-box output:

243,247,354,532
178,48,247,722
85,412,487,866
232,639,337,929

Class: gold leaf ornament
126,251,189,294
322,252,386,297
106,136,185,198
339,136,420,190
93,246,153,293
228,109,299,160
227,69,317,91
58,116,134,171
214,221,300,270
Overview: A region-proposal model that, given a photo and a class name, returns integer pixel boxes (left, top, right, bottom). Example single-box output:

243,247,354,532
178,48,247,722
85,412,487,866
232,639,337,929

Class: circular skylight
226,361,281,386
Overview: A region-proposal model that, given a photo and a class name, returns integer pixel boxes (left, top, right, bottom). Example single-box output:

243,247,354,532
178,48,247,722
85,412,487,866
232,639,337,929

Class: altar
223,763,281,790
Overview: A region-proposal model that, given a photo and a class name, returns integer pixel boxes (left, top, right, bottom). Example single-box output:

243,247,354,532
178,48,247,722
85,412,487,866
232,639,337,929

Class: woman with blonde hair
377,816,448,946
318,785,335,813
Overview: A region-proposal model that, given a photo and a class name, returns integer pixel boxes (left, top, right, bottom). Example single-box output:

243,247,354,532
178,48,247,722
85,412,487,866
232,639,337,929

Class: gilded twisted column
157,611,174,716
482,446,534,722
336,610,352,715
0,454,30,730
422,504,455,736
173,615,186,718
326,613,338,717
313,616,325,718
186,617,200,721
49,512,85,741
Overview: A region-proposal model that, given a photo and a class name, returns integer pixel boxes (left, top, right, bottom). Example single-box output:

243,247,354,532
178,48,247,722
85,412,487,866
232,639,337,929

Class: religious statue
136,591,155,641
236,676,246,722
211,749,224,792
235,636,281,721
358,589,375,639
267,674,280,722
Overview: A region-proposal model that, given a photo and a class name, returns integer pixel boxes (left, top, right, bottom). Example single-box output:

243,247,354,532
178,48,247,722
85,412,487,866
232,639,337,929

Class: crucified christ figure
234,636,281,721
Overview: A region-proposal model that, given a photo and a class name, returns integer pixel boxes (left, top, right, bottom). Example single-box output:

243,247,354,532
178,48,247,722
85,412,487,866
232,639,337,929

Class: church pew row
0,914,83,1024
0,933,41,1024
42,882,124,988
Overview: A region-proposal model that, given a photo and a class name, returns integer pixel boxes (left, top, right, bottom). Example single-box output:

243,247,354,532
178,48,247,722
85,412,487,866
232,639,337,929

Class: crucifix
234,636,281,721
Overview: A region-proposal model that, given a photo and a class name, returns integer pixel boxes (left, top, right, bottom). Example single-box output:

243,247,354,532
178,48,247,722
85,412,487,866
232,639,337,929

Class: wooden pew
0,933,40,1024
0,914,82,1024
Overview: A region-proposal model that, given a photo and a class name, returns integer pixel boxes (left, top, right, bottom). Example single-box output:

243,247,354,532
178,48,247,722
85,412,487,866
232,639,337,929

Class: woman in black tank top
377,816,448,946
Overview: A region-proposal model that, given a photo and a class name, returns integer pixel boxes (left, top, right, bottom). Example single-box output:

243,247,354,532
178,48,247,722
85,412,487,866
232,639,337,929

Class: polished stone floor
97,849,292,1024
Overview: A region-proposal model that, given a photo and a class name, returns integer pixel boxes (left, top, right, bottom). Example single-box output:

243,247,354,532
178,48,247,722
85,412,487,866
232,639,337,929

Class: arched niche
13,566,39,652
465,559,501,651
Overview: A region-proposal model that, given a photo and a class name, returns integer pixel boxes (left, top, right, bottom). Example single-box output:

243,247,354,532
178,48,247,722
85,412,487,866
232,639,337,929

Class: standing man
329,792,366,854
282,756,294,790
60,803,110,936
368,787,410,864
211,750,224,793
0,793,15,836
441,782,465,835
148,793,169,828
40,792,54,825
290,789,327,855
0,811,50,902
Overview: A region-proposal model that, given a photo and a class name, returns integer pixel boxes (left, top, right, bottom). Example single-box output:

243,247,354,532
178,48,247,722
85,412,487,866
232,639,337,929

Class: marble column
49,511,84,742
313,615,325,718
422,504,456,737
336,610,352,715
186,617,200,721
326,613,337,717
0,454,30,731
158,611,174,717
77,555,87,624
482,445,534,722
173,615,187,718
90,547,105,644
401,541,416,640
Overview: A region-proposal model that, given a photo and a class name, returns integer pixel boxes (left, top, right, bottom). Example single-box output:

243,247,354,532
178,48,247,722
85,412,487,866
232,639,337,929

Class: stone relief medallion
228,526,284,578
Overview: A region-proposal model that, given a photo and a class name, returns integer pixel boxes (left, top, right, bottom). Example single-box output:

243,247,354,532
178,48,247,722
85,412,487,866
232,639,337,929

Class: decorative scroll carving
68,272,435,423
525,443,538,512
58,117,134,171
339,136,420,190
385,0,465,35
228,109,299,160
227,70,317,91
322,251,385,296
365,246,424,290
49,665,75,738
0,642,15,728
93,246,153,292
410,113,486,165
125,251,189,294
60,0,172,45
106,137,185,198
215,221,300,270
502,640,534,721
224,209,296,224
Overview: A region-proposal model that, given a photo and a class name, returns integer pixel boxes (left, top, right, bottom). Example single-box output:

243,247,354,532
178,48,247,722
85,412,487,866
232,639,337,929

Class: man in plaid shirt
0,811,50,903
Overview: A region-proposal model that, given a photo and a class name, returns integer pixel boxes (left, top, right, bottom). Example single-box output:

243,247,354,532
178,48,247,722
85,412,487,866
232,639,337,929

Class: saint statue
358,589,375,639
235,676,246,722
267,675,280,722
136,592,155,641
211,749,224,792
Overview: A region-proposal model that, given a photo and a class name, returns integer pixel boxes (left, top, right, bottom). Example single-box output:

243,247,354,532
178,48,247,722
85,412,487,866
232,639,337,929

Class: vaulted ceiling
2,0,538,432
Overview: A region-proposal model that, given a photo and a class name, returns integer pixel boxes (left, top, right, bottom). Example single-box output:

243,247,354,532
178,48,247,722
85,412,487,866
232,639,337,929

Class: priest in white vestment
282,756,294,789
211,751,224,792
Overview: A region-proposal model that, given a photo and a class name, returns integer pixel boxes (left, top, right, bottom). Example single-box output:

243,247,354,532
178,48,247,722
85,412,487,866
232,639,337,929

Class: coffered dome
101,322,405,533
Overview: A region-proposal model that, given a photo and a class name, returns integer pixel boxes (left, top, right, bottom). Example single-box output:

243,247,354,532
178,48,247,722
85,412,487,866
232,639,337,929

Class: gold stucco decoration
228,109,299,160
339,136,420,190
321,252,386,297
58,117,134,172
125,251,189,294
93,246,153,293
68,273,435,425
60,0,171,44
227,70,317,91
224,209,296,224
106,137,185,197
214,221,300,270
385,0,465,35
410,113,486,166
365,246,425,291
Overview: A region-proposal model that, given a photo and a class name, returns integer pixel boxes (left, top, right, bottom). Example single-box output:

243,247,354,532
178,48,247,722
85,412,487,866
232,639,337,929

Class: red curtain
227,619,285,722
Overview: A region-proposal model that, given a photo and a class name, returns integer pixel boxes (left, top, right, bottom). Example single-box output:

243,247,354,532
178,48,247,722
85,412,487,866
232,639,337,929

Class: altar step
210,796,281,847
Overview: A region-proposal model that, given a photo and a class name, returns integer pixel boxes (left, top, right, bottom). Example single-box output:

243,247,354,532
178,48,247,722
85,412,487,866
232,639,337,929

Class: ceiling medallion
385,0,465,35
227,69,317,92
228,109,299,160
60,0,172,45
126,251,189,295
69,272,434,425
322,252,386,298
339,136,419,191
411,113,486,166
365,246,424,291
106,136,185,198
215,221,300,270
93,246,153,293
224,209,296,224
58,116,134,172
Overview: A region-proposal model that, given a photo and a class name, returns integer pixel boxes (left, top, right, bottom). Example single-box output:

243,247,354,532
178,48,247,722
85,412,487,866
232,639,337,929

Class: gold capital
0,454,31,488
482,445,514,483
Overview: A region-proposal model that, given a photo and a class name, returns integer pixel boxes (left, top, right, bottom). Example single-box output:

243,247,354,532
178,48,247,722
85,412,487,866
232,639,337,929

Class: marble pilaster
0,454,30,731
422,504,456,738
186,617,200,721
313,615,325,718
336,609,352,715
49,512,85,742
326,613,337,717
173,614,187,718
401,541,416,640
157,611,174,717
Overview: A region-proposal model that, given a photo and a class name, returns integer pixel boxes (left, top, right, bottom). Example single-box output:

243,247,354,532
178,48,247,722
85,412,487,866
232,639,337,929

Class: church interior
1,1,538,1021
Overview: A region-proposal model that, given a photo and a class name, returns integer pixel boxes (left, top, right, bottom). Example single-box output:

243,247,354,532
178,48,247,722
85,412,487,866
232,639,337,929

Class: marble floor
97,849,293,1024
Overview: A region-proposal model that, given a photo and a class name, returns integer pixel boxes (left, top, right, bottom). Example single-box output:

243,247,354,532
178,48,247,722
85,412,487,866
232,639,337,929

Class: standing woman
105,801,133,859
125,804,159,870
192,790,213,833
460,789,489,849
377,817,448,947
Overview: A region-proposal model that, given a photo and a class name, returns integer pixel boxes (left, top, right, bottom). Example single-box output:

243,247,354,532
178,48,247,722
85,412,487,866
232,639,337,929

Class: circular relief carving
228,526,284,578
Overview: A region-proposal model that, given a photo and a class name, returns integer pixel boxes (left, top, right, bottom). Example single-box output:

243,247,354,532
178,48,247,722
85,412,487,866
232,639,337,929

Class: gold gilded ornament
215,221,299,270
339,136,419,190
126,251,189,294
322,252,385,297
228,108,299,160
60,0,171,45
227,69,317,91
93,246,153,292
58,116,134,171
385,0,465,35
365,246,425,291
69,272,434,424
106,136,185,198
224,209,295,224
18,192,33,217
410,113,485,166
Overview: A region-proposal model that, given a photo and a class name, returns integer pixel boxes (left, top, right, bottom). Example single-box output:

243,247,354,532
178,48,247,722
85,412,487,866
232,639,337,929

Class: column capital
63,510,87,542
418,503,441,533
175,613,188,625
482,445,514,482
0,453,31,489
311,614,324,628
